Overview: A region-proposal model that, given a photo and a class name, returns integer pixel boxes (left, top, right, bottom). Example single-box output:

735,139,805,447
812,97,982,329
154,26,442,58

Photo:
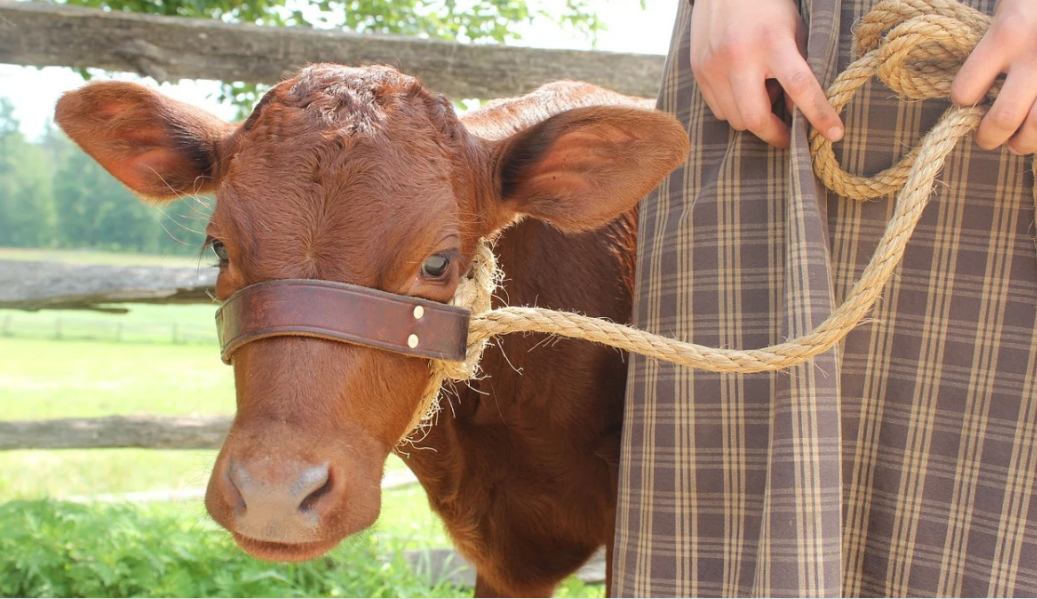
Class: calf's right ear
55,82,235,201
489,105,689,233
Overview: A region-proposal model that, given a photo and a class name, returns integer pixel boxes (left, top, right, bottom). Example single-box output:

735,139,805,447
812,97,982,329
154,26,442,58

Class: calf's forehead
207,69,472,284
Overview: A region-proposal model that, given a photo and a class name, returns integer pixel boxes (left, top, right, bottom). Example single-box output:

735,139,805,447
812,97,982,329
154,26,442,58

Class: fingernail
827,126,844,142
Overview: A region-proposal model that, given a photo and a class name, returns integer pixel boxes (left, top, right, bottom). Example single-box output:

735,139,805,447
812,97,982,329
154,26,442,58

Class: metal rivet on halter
407,334,419,349
413,306,424,319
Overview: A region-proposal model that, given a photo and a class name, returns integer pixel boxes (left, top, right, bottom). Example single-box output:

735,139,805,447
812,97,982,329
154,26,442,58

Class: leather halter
216,279,471,364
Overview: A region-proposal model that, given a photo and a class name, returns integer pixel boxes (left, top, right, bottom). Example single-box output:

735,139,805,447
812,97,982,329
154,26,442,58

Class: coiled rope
403,0,1032,440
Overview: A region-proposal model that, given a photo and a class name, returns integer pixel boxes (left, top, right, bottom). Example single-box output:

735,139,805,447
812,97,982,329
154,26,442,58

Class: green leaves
0,129,212,254
0,500,468,598
0,103,57,248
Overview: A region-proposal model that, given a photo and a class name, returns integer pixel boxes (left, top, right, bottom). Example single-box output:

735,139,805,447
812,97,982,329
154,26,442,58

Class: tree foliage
0,101,57,249
57,0,602,39
0,105,210,255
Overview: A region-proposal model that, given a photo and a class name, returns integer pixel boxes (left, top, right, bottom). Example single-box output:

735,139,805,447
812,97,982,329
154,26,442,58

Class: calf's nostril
292,464,330,498
299,469,334,514
223,462,248,513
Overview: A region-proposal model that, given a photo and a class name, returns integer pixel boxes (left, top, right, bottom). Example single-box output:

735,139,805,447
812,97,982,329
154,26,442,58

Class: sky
0,0,678,141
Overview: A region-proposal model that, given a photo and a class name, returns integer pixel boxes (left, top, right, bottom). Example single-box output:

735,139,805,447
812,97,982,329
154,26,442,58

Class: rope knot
810,0,995,201
854,0,991,57
875,13,983,100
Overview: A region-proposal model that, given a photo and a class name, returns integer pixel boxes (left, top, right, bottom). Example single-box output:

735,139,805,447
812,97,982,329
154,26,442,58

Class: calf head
55,64,688,561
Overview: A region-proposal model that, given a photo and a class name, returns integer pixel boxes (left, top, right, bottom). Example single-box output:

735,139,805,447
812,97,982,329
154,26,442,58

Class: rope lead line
400,0,1031,442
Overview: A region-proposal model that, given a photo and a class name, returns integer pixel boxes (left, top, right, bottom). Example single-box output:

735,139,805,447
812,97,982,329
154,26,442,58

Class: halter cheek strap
216,279,471,364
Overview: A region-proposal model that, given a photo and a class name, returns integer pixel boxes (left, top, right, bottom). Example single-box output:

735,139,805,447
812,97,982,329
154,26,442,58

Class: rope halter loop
401,241,501,443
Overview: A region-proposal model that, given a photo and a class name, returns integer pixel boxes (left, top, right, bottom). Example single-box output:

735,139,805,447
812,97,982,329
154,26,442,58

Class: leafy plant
0,500,467,598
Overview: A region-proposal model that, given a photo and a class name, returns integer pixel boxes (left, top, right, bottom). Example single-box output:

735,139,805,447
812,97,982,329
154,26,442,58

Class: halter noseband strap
216,279,471,364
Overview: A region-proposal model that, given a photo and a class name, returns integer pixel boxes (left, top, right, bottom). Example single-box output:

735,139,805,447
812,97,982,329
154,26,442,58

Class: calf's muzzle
224,459,330,543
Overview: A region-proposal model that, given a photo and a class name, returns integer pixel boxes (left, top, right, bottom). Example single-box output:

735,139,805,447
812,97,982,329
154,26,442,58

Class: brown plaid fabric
613,0,1037,596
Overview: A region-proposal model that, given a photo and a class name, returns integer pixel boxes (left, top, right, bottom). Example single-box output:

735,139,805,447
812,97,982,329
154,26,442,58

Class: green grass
0,500,602,598
378,484,453,550
0,305,469,595
0,449,217,499
0,338,232,420
0,306,233,499
1,302,220,344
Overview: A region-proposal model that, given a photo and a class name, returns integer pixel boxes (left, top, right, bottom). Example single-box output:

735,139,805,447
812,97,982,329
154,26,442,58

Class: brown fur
54,64,688,597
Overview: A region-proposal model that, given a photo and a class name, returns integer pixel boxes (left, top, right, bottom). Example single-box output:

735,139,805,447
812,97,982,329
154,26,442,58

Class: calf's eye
211,240,229,263
420,253,450,278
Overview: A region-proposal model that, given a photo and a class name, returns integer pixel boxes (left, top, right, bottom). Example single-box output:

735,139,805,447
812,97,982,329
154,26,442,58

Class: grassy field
0,251,603,596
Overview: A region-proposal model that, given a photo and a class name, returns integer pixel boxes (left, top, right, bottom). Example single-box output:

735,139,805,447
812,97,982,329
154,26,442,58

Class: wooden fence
0,259,216,312
0,1,664,99
0,258,224,451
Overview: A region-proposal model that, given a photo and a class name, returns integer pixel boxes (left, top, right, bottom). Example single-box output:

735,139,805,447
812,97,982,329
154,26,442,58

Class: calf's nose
223,460,333,543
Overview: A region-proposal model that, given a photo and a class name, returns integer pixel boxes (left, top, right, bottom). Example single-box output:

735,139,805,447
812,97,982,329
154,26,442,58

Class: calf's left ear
55,81,235,201
492,106,688,232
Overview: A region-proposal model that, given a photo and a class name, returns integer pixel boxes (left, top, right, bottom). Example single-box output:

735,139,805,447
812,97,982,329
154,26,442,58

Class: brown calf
55,64,687,597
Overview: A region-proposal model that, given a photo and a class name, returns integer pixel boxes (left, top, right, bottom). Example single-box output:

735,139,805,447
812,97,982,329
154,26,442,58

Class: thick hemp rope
402,0,1034,441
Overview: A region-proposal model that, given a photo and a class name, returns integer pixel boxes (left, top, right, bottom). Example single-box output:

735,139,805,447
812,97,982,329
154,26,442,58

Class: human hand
950,0,1037,154
689,0,844,148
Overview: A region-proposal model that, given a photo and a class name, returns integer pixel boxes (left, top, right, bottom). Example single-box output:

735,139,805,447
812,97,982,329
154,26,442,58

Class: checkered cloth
613,0,1037,595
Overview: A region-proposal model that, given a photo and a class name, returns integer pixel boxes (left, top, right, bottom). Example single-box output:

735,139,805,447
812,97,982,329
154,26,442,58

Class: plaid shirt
614,0,1037,595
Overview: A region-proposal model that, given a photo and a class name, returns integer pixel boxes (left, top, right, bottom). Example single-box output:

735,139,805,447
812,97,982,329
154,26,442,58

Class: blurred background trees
0,99,210,255
0,0,602,254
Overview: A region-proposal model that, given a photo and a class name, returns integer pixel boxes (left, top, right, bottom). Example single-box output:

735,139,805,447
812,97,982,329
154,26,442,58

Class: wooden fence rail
0,260,224,448
0,260,216,311
0,1,665,99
